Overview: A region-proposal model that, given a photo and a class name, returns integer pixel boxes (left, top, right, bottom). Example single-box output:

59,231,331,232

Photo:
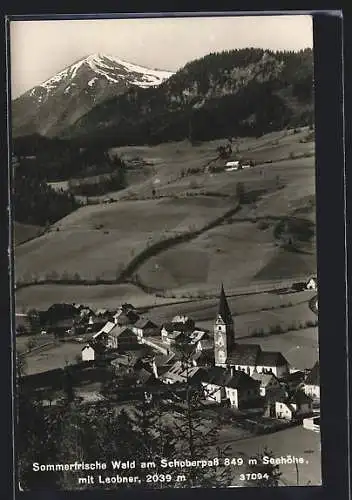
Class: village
17,276,320,440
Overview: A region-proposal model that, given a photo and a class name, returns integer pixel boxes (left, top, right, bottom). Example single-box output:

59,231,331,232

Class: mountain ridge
12,54,174,138
61,48,314,146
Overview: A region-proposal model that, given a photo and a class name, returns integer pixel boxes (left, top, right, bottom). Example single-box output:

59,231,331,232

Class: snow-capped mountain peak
13,53,174,137
38,53,174,93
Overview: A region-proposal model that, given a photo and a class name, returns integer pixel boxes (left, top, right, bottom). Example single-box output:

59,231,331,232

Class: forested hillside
62,48,314,147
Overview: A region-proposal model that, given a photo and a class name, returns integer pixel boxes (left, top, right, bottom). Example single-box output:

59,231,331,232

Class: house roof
281,370,305,383
136,368,154,385
203,366,258,390
153,353,175,367
257,351,288,367
92,321,115,338
251,372,276,387
172,315,192,324
218,284,233,324
305,361,319,386
227,344,261,365
134,317,157,329
161,361,204,383
196,338,213,350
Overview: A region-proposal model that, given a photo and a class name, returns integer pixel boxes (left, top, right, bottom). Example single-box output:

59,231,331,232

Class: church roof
227,343,262,365
218,284,233,324
257,351,288,367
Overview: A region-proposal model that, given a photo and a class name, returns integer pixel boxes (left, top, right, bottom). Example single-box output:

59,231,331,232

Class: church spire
218,283,233,324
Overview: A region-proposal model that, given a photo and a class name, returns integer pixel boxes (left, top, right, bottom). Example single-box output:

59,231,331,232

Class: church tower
214,284,235,366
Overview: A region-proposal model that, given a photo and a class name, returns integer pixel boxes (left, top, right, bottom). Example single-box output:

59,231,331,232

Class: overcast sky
10,15,313,99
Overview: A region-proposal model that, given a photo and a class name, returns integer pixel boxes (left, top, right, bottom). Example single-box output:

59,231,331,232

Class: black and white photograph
10,14,321,490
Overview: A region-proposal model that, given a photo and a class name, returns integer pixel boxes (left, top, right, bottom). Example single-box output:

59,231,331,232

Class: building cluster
25,284,320,426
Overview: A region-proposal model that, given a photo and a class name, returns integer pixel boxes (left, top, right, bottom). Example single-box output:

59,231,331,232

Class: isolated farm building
213,284,290,378
306,276,318,290
250,372,280,397
225,160,240,171
303,361,320,400
132,317,159,340
201,366,260,409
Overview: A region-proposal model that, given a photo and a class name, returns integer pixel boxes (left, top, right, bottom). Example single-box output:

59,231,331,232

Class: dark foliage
61,48,314,147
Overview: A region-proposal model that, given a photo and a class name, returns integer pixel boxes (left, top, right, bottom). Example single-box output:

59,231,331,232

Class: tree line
64,48,314,147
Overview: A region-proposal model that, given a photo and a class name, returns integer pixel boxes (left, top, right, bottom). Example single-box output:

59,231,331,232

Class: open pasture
13,222,44,246
137,219,278,291
15,195,233,282
23,341,83,375
15,283,189,313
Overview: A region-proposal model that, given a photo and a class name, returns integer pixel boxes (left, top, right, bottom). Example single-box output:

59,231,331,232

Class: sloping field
137,220,277,291
15,283,188,312
13,222,44,246
136,156,316,293
15,196,233,282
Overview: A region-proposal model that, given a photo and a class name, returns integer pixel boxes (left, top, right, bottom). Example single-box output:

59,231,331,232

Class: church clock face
217,349,226,364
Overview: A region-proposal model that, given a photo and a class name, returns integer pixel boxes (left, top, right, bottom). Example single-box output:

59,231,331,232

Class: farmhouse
306,276,318,290
92,321,115,341
160,361,205,385
213,284,290,378
201,366,260,409
303,361,320,400
275,391,313,421
106,325,140,350
132,317,159,340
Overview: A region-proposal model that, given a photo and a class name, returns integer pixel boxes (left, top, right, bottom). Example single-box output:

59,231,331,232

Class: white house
275,392,313,420
225,161,240,171
303,415,320,433
201,367,260,410
306,277,317,290
81,344,96,361
303,361,320,400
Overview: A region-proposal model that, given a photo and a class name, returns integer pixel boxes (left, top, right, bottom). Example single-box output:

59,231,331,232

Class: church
214,284,290,379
